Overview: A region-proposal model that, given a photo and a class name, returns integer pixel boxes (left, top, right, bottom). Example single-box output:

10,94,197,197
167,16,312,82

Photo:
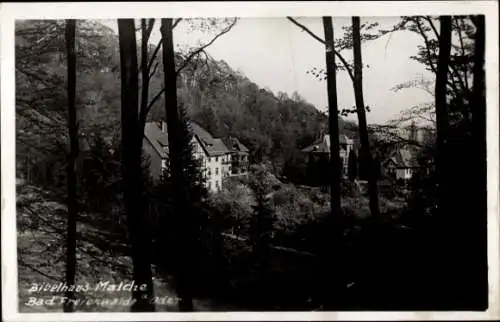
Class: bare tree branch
391,77,436,97
423,16,468,94
139,18,156,130
173,18,182,29
147,39,162,72
137,19,156,74
414,17,438,75
287,16,355,82
147,18,155,33
414,17,465,100
423,16,440,40
455,17,469,90
146,88,165,115
149,61,159,79
447,58,468,95
144,19,181,72
144,19,235,117
287,16,326,44
175,18,238,75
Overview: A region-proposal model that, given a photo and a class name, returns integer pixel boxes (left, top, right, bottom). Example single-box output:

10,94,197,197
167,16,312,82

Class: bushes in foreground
144,164,411,310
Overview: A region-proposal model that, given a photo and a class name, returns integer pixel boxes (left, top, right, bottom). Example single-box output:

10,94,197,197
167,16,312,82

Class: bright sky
102,17,435,125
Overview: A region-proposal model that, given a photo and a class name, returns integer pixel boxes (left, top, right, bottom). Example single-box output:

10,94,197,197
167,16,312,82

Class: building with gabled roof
143,120,232,192
144,120,253,192
383,147,420,182
301,134,354,175
221,136,250,177
189,122,230,157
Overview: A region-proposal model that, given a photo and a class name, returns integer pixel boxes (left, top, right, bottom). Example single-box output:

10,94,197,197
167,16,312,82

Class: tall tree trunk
117,19,155,312
63,19,78,313
323,17,342,219
320,16,345,308
470,14,487,307
434,16,452,222
352,16,380,217
160,18,194,312
433,15,452,304
471,14,486,181
435,16,452,210
139,19,151,139
471,15,485,137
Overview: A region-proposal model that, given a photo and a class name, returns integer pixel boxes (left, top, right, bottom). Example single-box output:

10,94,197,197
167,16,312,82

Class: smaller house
383,148,419,182
301,134,354,175
221,136,250,177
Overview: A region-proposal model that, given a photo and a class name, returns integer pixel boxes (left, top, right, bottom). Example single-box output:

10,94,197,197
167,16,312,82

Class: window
208,181,211,189
215,167,219,175
216,156,219,162
215,180,220,191
208,169,211,176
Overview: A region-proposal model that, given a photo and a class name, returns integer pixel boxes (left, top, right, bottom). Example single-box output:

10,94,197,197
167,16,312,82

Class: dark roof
302,134,354,153
144,122,169,158
190,122,230,156
385,148,419,168
221,136,249,153
144,121,230,158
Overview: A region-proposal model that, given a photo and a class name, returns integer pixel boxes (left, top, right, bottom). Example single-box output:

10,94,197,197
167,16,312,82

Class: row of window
388,168,413,177
207,166,249,176
207,167,220,176
207,180,221,191
212,154,248,163
163,157,247,179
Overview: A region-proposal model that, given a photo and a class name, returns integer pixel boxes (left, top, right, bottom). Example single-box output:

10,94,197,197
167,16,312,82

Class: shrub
209,182,254,235
342,196,371,219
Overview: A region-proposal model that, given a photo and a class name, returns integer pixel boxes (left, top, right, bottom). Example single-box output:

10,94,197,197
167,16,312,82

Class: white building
143,121,231,193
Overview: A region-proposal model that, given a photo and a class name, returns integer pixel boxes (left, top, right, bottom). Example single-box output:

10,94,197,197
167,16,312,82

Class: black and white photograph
1,1,499,320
